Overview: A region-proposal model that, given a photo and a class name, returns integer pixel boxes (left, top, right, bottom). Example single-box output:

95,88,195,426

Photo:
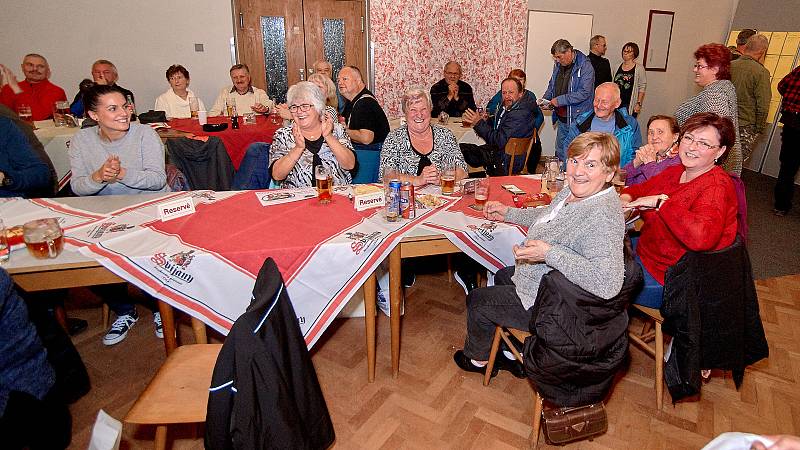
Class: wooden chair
503,128,538,176
124,344,222,450
484,326,544,448
627,304,665,410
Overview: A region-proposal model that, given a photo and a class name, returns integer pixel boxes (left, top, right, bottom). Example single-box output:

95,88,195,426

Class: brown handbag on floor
542,402,608,445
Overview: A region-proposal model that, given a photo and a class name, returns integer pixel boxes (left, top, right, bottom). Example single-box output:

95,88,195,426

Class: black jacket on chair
661,237,769,402
205,258,335,450
166,136,234,191
523,245,643,406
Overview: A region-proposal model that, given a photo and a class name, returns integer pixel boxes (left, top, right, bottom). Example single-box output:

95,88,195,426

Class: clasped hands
447,82,459,100
93,155,125,183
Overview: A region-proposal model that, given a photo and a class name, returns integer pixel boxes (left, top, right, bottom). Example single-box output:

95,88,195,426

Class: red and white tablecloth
67,188,450,347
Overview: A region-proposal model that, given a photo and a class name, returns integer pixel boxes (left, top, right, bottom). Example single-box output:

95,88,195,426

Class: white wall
0,0,234,113
527,0,738,131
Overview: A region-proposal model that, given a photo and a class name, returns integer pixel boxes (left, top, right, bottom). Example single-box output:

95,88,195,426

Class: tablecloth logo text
467,222,497,241
89,222,135,239
151,250,196,284
346,231,382,255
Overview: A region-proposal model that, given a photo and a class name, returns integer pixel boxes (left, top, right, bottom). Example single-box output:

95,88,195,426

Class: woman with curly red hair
675,43,742,176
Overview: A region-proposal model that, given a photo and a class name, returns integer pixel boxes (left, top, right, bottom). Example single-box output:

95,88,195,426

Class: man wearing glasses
337,66,389,151
430,61,477,118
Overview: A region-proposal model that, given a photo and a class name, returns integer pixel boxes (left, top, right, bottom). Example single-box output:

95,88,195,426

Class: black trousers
0,390,72,450
463,266,532,360
775,125,800,212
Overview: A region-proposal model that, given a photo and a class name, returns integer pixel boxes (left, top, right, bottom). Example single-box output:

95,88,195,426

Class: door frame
229,0,373,91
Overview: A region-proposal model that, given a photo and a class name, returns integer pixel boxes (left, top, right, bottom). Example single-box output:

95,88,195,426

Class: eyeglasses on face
693,63,710,70
288,103,313,113
681,134,721,151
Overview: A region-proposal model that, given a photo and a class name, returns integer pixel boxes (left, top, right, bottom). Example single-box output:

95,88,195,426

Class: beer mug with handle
23,218,64,259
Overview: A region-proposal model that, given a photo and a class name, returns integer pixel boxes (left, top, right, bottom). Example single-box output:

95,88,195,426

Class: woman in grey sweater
454,132,625,377
67,84,168,347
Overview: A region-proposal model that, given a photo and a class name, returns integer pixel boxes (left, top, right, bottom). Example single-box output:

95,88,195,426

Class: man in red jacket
0,54,67,121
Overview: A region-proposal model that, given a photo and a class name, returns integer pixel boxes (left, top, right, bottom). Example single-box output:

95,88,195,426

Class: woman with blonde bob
454,132,626,381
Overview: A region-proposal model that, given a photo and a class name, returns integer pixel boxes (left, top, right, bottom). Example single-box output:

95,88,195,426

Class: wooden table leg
389,246,402,378
363,272,377,382
157,301,177,355
191,318,208,344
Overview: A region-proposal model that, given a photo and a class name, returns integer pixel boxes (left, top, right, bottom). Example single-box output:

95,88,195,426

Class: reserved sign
354,190,384,211
157,196,196,221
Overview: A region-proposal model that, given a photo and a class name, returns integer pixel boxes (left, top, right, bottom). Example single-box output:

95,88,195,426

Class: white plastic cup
198,110,208,125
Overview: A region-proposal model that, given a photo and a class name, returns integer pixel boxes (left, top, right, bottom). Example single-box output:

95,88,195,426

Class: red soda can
400,182,415,219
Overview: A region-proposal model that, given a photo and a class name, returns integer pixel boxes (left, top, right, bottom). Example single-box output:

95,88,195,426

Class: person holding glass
154,64,205,119
270,81,356,188
379,86,467,186
620,112,738,309
622,115,682,186
68,84,169,346
614,42,647,118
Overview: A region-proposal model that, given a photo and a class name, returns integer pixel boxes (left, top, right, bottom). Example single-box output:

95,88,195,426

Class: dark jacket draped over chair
523,244,643,406
205,258,335,450
166,136,234,191
661,237,769,402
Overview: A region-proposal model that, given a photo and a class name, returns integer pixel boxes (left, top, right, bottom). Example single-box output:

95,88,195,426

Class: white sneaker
102,311,139,346
153,312,163,339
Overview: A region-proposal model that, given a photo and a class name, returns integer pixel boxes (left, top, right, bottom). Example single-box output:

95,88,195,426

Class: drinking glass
0,219,9,264
189,96,199,119
440,164,456,195
315,165,333,204
17,105,33,124
225,98,235,117
613,168,627,193
474,179,490,211
438,111,449,125
53,101,70,127
22,218,64,259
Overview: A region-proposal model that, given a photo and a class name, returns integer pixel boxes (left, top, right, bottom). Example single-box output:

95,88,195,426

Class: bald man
430,61,476,117
337,66,389,150
731,34,772,161
0,54,67,121
564,82,642,166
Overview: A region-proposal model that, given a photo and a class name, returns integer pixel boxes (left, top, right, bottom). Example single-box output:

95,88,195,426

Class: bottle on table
126,94,138,122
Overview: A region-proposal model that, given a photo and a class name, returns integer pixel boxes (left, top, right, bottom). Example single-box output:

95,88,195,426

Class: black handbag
542,402,608,445
138,110,167,124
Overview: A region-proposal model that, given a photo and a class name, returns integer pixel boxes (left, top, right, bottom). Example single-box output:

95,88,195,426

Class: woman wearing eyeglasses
675,43,742,175
622,115,681,186
614,42,647,118
270,81,356,188
620,112,738,308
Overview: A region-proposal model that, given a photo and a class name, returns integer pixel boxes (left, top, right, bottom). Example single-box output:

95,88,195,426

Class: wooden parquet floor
65,271,800,449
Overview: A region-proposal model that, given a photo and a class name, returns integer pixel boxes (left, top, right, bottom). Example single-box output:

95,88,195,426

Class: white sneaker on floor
153,312,163,339
102,311,139,346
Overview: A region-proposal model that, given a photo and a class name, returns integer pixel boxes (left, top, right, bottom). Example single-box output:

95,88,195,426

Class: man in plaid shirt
774,65,800,216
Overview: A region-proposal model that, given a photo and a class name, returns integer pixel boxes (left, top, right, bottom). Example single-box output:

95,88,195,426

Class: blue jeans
631,237,664,309
555,121,571,162
232,143,271,190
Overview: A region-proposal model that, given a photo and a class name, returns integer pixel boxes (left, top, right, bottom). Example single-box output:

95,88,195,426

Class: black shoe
454,271,478,295
402,271,416,288
67,317,88,336
494,353,526,378
453,350,499,377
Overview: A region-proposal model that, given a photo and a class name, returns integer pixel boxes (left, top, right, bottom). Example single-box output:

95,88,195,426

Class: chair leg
155,425,167,450
191,317,208,344
655,321,664,410
484,327,503,386
531,391,543,448
102,303,110,329
447,254,453,284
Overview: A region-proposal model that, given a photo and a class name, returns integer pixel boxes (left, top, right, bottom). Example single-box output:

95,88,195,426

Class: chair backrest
352,148,381,184
504,133,533,176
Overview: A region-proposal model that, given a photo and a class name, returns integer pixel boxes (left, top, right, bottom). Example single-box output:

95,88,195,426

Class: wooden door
233,0,366,102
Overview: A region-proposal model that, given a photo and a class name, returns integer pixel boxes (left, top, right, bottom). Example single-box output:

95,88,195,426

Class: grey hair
551,39,573,54
312,59,332,73
596,82,621,100
590,35,605,47
401,86,432,114
286,81,326,116
745,34,769,54
92,59,118,76
308,73,337,108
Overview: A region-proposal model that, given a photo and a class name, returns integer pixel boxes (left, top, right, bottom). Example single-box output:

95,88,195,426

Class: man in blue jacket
564,82,642,167
542,39,595,162
460,78,535,175
0,116,50,198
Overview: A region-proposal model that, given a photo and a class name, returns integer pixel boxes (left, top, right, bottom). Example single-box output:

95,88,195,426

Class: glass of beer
22,218,64,259
17,104,33,124
613,168,627,194
474,179,490,210
225,98,234,117
53,101,70,127
440,164,456,195
315,165,333,204
189,96,199,119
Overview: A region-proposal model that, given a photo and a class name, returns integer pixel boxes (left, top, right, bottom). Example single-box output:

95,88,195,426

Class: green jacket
731,55,771,133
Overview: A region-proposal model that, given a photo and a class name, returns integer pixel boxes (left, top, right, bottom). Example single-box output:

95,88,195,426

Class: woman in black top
614,42,647,117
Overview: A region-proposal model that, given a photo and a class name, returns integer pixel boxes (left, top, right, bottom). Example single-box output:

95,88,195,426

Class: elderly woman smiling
154,64,205,119
621,112,738,308
270,81,356,188
453,132,625,378
379,87,467,185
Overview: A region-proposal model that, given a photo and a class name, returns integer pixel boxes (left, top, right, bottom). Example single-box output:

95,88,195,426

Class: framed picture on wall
644,10,675,71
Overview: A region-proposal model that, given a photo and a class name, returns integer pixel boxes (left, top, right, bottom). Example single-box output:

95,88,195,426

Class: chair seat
631,303,663,322
125,344,222,425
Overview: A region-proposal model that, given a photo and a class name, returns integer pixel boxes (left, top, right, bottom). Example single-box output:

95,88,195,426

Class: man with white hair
337,66,389,150
564,82,641,167
0,54,67,121
731,34,772,161
69,59,135,117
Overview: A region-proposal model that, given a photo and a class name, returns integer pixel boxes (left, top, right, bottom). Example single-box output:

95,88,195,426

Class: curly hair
694,43,732,80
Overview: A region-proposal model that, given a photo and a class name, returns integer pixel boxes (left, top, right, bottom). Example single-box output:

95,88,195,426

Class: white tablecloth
388,118,486,145
33,120,79,189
